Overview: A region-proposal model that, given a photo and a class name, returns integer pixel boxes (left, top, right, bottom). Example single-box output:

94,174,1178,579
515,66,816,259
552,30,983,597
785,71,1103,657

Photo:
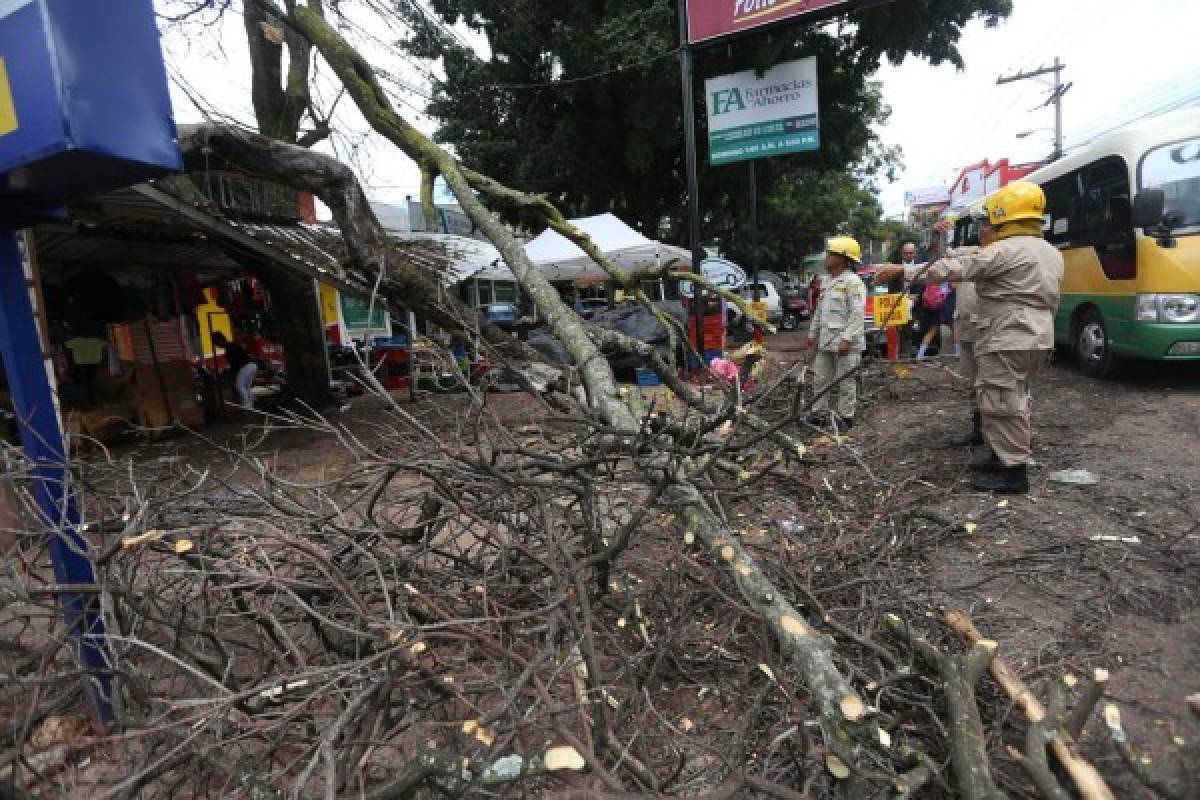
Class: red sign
687,0,850,44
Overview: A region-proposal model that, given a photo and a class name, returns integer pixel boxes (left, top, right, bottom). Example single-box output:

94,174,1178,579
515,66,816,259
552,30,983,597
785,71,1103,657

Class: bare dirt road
773,329,1200,795
49,330,1198,797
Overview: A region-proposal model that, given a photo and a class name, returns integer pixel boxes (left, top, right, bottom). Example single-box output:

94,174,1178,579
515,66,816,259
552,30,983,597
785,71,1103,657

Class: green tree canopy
405,0,1010,271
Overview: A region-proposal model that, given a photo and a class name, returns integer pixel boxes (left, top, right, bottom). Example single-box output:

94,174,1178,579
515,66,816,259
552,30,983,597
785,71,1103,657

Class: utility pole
997,57,1072,161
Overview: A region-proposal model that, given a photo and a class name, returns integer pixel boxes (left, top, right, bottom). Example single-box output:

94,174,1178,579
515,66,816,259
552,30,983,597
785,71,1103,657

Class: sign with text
904,185,950,208
872,294,910,328
677,257,747,297
705,57,818,166
687,0,851,44
0,0,181,212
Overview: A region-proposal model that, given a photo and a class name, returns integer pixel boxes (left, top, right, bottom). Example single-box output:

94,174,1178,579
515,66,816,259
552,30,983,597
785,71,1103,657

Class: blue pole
0,229,113,728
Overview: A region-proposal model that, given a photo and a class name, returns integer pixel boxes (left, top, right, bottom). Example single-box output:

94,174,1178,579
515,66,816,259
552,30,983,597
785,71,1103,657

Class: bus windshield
1141,136,1200,230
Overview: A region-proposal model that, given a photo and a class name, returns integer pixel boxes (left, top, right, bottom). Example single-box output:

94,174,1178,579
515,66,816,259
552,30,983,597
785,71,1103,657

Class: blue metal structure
0,0,183,727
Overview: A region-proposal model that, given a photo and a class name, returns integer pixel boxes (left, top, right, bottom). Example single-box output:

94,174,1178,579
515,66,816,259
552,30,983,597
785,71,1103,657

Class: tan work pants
959,340,978,410
812,350,861,419
976,350,1049,467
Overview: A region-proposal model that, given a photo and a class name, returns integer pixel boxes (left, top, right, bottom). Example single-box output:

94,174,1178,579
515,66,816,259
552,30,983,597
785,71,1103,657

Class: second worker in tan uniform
876,181,1063,493
942,206,996,447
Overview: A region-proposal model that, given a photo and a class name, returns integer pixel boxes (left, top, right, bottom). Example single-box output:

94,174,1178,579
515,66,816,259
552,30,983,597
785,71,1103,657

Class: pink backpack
921,282,950,312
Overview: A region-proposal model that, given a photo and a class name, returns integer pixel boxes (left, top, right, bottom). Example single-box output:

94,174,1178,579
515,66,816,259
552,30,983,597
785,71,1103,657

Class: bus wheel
1075,308,1121,379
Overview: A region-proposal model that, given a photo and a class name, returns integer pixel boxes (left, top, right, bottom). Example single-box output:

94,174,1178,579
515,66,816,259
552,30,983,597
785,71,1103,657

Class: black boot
969,450,1004,472
971,464,1029,494
948,411,984,447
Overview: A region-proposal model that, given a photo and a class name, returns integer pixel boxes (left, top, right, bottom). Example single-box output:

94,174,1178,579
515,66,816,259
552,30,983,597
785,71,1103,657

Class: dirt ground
80,329,1200,796
775,328,1200,795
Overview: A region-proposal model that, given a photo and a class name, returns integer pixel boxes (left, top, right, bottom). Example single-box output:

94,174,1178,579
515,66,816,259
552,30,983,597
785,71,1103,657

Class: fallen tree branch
945,610,1115,800
884,613,1006,800
1103,704,1185,800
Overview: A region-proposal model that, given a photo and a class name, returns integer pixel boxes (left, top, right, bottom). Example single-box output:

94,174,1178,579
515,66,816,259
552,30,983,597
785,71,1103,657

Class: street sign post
677,2,891,362
0,0,183,728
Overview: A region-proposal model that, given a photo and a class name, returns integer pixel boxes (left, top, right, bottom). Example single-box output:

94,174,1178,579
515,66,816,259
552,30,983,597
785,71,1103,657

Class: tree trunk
256,269,333,409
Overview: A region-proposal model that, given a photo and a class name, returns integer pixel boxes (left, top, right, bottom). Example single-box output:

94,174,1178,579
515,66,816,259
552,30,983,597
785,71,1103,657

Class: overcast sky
159,0,1200,220
873,0,1200,216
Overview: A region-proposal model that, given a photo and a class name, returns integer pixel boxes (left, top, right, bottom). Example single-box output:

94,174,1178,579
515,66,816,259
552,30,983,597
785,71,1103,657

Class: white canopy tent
524,213,691,283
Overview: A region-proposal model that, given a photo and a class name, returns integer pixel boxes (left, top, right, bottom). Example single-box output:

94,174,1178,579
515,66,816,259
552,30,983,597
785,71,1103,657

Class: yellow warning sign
873,294,910,328
0,58,18,136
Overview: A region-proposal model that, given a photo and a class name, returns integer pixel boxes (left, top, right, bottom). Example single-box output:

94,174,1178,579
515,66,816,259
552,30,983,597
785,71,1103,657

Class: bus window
1141,136,1200,230
1081,156,1135,279
1043,172,1081,247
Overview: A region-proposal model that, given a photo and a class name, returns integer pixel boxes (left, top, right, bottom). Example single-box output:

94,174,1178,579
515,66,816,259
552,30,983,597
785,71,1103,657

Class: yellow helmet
826,235,862,264
985,180,1046,225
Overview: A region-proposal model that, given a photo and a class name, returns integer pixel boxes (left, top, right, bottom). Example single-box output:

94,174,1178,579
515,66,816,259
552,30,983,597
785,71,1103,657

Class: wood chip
173,539,194,554
825,754,850,780
1104,704,1122,732
839,694,866,722
780,615,808,636
543,746,586,771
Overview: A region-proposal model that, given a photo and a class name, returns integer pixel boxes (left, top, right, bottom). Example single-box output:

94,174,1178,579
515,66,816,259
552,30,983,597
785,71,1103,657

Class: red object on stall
244,335,286,373
687,314,726,352
374,345,410,390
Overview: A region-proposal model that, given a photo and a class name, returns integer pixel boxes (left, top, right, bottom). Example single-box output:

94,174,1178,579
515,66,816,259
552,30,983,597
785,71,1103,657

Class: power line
997,57,1070,161
1067,89,1200,150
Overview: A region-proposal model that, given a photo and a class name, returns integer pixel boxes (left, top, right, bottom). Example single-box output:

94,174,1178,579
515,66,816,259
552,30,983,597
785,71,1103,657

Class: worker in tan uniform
806,236,867,432
944,206,996,447
876,181,1063,493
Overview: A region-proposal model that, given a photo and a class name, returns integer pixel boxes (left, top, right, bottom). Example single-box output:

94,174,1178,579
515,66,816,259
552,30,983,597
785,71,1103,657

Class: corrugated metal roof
34,226,239,272
230,221,505,288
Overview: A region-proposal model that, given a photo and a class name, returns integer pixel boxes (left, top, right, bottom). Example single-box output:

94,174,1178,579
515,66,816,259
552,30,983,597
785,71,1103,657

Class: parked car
483,303,520,331
575,298,609,319
728,282,783,332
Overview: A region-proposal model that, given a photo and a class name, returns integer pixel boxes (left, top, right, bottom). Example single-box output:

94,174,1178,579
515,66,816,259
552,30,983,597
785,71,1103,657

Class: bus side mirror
1132,189,1165,228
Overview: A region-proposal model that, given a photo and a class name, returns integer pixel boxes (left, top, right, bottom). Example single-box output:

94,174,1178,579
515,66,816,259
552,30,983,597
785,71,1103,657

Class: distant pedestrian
916,280,953,360
65,332,106,406
212,332,257,410
890,241,919,357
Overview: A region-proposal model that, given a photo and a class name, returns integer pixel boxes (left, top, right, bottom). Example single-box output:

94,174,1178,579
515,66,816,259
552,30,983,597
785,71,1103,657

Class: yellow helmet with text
826,235,862,264
985,180,1046,225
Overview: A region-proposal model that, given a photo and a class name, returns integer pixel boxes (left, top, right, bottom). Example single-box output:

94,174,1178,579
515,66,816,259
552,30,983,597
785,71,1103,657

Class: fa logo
0,57,17,136
711,88,746,115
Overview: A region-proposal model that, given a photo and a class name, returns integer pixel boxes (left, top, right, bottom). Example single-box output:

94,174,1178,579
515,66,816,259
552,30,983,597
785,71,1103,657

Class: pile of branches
1,3,1192,797
1,356,1190,799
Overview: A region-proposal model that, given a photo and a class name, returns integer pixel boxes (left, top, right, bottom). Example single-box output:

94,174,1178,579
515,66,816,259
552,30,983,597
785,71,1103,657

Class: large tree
408,0,1010,262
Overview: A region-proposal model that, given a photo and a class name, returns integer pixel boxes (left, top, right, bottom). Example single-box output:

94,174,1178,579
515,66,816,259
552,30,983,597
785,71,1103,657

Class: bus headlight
1136,294,1159,321
1137,294,1200,323
1160,294,1200,323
